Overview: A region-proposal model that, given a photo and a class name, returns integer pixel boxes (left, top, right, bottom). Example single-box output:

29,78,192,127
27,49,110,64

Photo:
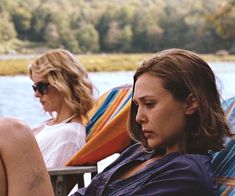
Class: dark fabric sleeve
132,156,216,196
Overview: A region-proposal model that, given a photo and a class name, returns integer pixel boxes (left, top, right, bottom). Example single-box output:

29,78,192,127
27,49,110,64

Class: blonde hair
29,49,94,119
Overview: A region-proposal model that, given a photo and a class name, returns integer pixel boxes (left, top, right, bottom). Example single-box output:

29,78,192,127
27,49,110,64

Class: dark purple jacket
72,143,216,196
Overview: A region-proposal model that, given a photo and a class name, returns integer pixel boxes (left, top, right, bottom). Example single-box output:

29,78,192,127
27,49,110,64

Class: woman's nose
34,91,41,98
136,107,146,124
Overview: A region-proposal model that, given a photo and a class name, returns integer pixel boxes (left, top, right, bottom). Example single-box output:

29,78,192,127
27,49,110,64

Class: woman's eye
133,101,139,107
145,102,155,108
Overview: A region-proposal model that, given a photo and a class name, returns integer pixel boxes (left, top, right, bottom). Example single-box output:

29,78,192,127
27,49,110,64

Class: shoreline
0,53,235,76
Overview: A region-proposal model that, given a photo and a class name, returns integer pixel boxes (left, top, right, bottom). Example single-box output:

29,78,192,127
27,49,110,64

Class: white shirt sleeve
35,122,86,168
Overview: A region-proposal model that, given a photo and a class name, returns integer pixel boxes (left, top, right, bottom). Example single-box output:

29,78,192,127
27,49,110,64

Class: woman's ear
184,94,199,115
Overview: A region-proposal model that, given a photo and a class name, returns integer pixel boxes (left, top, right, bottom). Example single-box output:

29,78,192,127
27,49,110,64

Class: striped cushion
212,96,235,195
66,84,132,166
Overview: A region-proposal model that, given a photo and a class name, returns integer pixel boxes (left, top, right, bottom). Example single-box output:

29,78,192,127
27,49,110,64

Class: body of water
0,62,234,127
0,71,134,127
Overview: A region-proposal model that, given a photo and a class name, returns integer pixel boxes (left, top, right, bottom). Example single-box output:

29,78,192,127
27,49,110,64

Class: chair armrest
48,166,97,176
48,166,97,196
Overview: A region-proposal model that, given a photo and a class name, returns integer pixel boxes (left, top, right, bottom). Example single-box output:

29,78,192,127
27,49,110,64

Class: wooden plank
48,166,97,175
48,166,98,196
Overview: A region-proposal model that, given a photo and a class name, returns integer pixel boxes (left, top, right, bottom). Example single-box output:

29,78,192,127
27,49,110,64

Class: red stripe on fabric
217,176,235,187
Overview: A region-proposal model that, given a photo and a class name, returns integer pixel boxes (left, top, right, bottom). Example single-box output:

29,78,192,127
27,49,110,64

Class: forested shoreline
0,0,234,54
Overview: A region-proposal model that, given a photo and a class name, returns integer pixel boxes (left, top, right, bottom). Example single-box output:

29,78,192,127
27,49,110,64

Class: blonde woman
29,49,94,167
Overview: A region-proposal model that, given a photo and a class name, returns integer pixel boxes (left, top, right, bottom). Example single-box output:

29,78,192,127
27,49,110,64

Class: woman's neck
166,143,180,155
48,104,78,125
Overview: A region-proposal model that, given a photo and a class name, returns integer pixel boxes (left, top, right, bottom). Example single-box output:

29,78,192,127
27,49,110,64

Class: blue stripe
86,89,118,135
111,91,132,119
212,139,235,176
222,97,235,114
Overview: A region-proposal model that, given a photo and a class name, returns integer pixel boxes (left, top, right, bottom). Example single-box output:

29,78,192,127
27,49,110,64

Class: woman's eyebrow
133,95,155,100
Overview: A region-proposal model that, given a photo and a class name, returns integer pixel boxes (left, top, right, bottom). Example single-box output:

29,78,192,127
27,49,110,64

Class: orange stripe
85,103,130,150
87,90,130,139
66,131,131,165
66,85,133,166
92,89,129,130
217,176,235,187
68,106,130,161
66,102,131,166
220,187,233,196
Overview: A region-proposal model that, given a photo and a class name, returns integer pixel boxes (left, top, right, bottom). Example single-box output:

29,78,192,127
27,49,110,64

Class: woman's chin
42,107,49,112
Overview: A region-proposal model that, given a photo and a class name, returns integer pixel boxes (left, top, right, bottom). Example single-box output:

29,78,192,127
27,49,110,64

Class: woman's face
133,73,188,153
31,72,64,113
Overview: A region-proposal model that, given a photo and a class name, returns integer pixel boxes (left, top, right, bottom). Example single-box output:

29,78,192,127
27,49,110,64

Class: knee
0,117,33,147
0,117,30,133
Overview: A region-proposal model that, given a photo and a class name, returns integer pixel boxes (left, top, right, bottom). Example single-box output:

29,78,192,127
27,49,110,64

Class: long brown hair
129,48,232,154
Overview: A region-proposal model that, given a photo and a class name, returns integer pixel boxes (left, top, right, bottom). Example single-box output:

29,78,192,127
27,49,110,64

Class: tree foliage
0,0,234,53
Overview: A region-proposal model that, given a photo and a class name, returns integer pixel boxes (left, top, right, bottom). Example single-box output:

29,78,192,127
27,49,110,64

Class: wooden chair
48,84,133,196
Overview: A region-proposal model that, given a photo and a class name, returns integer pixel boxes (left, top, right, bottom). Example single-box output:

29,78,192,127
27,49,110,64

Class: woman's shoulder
133,153,216,196
166,153,215,183
167,153,212,169
174,153,212,169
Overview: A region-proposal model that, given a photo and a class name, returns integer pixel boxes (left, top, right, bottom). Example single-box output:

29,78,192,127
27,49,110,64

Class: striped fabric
66,84,133,166
212,96,235,196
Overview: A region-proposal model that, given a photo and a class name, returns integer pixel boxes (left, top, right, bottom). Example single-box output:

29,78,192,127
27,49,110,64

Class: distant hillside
0,0,234,54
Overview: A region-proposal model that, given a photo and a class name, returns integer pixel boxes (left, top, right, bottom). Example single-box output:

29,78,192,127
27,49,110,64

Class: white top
35,122,86,168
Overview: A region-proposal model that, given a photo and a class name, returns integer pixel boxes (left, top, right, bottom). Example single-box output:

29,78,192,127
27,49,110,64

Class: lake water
0,62,235,193
0,62,234,127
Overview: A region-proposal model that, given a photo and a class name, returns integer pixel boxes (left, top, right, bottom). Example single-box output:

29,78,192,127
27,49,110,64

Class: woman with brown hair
72,48,232,195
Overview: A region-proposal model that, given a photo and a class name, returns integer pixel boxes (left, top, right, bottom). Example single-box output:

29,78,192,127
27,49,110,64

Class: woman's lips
142,129,154,137
40,101,45,105
142,129,153,133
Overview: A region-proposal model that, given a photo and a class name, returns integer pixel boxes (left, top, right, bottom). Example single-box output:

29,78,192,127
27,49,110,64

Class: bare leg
0,117,54,196
0,156,7,196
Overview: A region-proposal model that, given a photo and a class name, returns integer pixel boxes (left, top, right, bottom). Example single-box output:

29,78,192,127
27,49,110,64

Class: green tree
0,0,16,42
97,10,115,51
61,30,80,53
145,25,164,51
76,24,100,53
11,7,32,39
118,25,133,52
43,22,60,48
29,9,49,41
131,11,150,52
0,12,16,42
103,22,133,52
196,0,235,53
103,21,122,51
0,0,234,54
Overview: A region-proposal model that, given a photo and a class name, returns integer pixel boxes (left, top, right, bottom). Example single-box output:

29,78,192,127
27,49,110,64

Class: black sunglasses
32,82,50,95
